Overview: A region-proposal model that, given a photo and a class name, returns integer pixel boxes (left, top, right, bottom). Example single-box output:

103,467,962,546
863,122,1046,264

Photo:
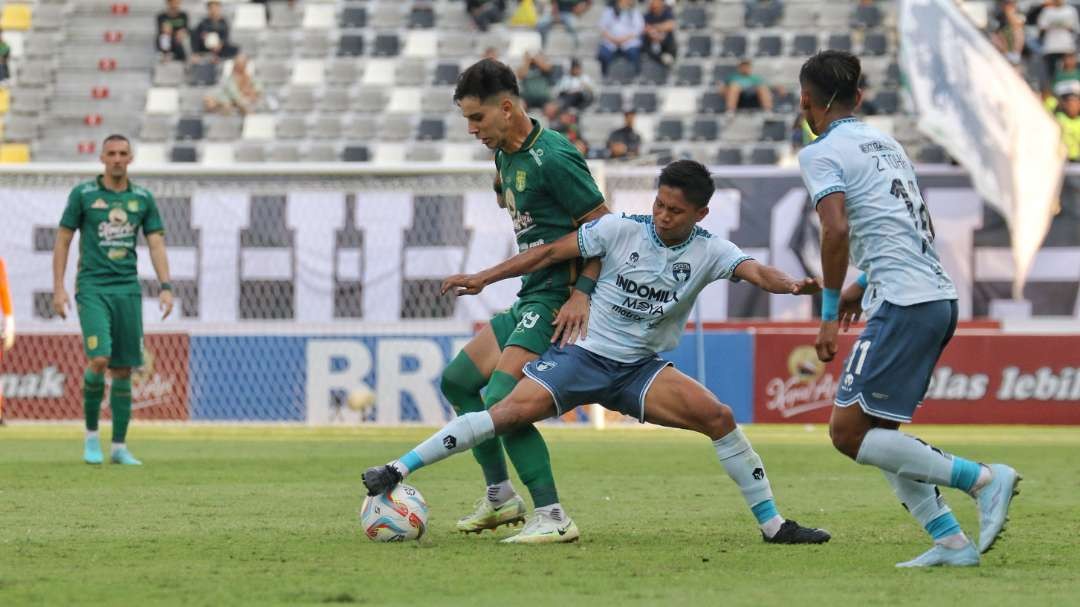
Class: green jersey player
52,134,174,466
438,58,608,543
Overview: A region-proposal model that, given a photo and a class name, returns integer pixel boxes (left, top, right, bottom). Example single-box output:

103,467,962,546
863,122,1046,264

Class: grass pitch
1,424,1077,606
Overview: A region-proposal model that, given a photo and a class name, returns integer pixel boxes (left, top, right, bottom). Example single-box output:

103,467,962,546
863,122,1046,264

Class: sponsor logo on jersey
91,199,108,209
515,170,527,192
615,274,679,303
672,262,691,282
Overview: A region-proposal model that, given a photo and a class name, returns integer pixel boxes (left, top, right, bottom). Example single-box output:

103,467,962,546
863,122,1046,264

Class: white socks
392,411,496,476
86,430,99,441
855,428,954,485
713,426,774,507
110,442,126,455
535,503,564,522
487,480,516,506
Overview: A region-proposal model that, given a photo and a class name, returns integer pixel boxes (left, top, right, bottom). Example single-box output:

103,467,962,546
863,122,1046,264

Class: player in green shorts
440,59,609,543
52,134,174,466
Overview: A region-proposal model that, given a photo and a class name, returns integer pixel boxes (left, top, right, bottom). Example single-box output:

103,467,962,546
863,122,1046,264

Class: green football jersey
59,176,164,295
496,118,605,301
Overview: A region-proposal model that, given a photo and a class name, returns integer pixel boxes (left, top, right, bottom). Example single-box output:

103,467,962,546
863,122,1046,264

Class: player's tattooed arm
442,231,583,296
733,260,820,295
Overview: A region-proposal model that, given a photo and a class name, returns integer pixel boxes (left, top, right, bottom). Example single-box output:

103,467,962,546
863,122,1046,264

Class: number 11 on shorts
846,340,872,375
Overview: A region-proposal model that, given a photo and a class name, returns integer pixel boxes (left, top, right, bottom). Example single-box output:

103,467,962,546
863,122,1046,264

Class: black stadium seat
686,35,712,58
171,145,197,163
176,117,204,141
691,118,719,141
372,34,400,57
656,119,684,142
344,145,370,162
341,6,366,28
720,35,747,58
338,34,365,57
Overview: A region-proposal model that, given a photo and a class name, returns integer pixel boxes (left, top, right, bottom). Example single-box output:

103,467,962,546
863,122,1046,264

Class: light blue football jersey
797,117,957,316
575,213,751,362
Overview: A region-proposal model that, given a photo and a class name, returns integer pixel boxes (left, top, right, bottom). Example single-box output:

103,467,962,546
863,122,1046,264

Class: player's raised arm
732,259,821,295
441,231,584,297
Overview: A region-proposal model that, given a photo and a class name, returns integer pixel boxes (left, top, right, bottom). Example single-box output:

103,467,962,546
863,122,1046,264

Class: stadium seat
345,142,371,159
373,143,407,164
656,119,684,142
827,34,853,52
387,88,422,114
0,4,31,31
313,115,342,140
720,35,748,58
302,4,335,29
201,143,235,165
650,147,674,166
189,63,219,86
596,92,625,114
261,31,294,58
748,145,779,165
439,32,473,57
234,4,268,31
699,92,726,114
320,87,349,112
679,6,708,31
284,87,316,113
408,6,436,29
145,88,179,115
685,35,712,59
853,4,883,29
308,144,338,162
873,90,900,114
176,117,204,141
370,2,405,29
170,145,197,163
301,31,332,58
25,33,55,58
134,144,167,165
30,4,62,30
690,118,720,142
886,62,902,87
326,61,358,85
761,119,787,142
660,88,697,115
420,88,454,113
607,59,638,85
347,117,377,140
631,91,658,113
417,118,446,141
362,59,396,86
373,34,401,57
818,3,850,29
404,31,438,59
756,35,783,57
433,62,460,86
242,115,276,140
342,6,367,28
714,147,742,165
235,144,267,162
270,5,303,29
863,33,888,56
441,143,478,164
724,115,763,142
291,60,325,87
640,59,669,85
781,8,817,29
354,88,389,113
745,2,782,28
338,34,365,57
406,144,442,162
275,116,307,140
379,115,413,141
154,62,185,86
507,31,542,61
206,117,242,141
395,59,427,86
269,145,302,162
675,64,704,86
0,143,30,163
792,34,818,57
711,4,744,31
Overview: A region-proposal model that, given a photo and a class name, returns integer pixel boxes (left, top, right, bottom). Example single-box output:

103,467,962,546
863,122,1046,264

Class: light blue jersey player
798,51,1019,568
362,160,832,545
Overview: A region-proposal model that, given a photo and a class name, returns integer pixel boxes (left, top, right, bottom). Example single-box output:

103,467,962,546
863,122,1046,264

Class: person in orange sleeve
0,257,14,425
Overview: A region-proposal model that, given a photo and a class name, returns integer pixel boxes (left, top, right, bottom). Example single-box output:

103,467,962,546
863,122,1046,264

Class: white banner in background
899,0,1065,297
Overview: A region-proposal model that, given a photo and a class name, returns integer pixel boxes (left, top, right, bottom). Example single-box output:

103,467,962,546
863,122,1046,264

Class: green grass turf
1,424,1077,606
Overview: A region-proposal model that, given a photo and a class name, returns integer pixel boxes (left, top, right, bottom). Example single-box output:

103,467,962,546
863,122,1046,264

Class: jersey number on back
889,179,935,254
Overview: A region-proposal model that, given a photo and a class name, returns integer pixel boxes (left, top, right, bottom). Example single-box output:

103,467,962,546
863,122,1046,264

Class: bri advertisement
753,331,1080,425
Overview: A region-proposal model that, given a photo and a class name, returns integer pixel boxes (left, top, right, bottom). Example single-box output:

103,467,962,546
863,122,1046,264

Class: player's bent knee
828,421,862,460
88,357,109,373
701,401,736,440
110,367,132,379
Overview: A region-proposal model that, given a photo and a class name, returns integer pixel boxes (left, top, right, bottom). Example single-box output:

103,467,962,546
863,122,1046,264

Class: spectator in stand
597,0,645,78
555,58,597,111
1055,92,1080,161
720,59,773,114
193,1,239,62
549,106,587,155
538,0,592,50
606,110,642,160
203,55,262,115
156,0,191,62
1053,52,1080,89
1038,0,1079,83
851,0,882,29
642,0,676,67
517,51,556,110
540,100,561,128
466,0,506,33
990,0,1027,66
0,29,10,83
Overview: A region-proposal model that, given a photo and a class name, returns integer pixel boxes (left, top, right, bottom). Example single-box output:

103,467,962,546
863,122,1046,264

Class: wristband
856,273,868,288
822,288,840,321
160,282,173,292
573,276,597,295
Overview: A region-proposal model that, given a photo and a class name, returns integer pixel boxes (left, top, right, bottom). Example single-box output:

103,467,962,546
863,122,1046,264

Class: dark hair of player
799,50,862,111
658,160,716,209
453,58,520,103
102,134,131,147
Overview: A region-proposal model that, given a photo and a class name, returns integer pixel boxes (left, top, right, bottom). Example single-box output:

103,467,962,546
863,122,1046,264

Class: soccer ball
360,483,429,542
346,385,377,412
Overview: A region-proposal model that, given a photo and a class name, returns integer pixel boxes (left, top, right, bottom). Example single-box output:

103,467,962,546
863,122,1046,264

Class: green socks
484,370,559,508
441,352,509,485
83,369,105,431
110,377,132,444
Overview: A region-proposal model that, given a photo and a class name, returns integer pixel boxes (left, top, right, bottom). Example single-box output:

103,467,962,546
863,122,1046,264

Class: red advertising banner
0,333,190,421
754,331,1080,424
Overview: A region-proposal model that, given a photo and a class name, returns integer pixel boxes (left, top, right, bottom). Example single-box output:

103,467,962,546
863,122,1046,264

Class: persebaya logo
87,335,99,350
672,262,691,282
515,170,527,192
127,200,139,213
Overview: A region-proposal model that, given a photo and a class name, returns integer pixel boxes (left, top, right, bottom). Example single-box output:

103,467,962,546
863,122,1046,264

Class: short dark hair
800,50,862,109
658,160,715,208
102,134,130,147
453,58,519,103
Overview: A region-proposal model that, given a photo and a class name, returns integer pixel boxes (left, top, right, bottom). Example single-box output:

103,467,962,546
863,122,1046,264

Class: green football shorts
490,297,562,356
75,292,144,368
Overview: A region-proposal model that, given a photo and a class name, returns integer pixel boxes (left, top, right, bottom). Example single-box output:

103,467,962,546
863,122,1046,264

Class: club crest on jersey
92,199,108,210
627,252,639,266
515,170,527,192
127,200,139,213
672,262,691,282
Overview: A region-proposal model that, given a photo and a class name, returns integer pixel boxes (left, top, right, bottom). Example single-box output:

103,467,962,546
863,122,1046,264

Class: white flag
899,0,1065,298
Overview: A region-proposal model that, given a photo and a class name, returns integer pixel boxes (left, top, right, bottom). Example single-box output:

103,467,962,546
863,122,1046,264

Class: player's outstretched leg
440,348,524,533
83,365,106,465
642,367,830,544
